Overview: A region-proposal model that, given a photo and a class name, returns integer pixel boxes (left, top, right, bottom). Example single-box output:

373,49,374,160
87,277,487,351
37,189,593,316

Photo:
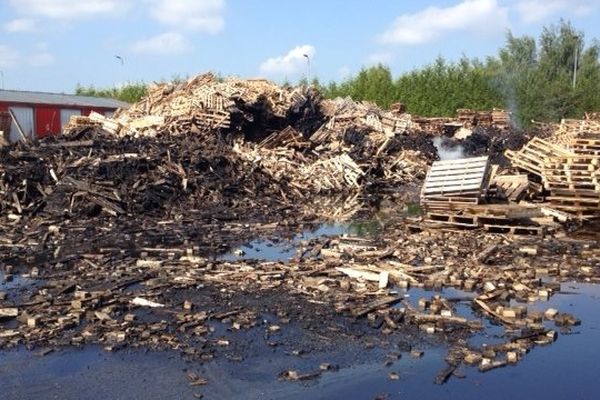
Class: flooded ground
2,281,598,400
1,181,597,399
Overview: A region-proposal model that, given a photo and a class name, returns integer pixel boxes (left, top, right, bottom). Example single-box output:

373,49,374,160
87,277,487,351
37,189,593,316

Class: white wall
60,109,81,131
9,106,34,142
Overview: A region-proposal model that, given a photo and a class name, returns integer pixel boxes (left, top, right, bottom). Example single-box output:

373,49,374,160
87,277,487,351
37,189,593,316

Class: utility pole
303,54,311,85
573,36,579,89
0,71,4,89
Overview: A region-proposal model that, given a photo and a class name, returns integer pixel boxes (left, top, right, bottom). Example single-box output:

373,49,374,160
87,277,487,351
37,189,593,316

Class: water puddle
219,221,383,262
3,282,599,400
0,270,34,291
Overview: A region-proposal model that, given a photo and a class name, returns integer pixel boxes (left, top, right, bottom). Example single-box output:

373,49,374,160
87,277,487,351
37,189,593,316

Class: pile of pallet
455,108,510,129
319,96,413,135
63,73,320,139
551,118,600,146
505,132,600,220
491,108,511,129
420,156,547,234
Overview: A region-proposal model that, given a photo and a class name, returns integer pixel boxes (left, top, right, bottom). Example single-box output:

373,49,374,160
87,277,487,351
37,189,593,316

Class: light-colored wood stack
504,132,600,220
88,112,123,135
542,155,600,219
62,115,102,134
258,126,308,149
552,118,600,146
232,142,366,196
568,134,600,156
457,109,478,126
419,157,551,234
505,138,574,177
320,97,413,135
493,174,531,202
491,108,511,129
110,73,313,137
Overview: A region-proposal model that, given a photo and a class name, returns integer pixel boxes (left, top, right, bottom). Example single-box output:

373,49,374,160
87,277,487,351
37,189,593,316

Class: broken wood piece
131,297,165,308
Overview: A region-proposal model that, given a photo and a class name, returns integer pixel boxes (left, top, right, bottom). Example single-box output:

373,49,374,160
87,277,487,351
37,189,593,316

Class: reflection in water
3,282,600,400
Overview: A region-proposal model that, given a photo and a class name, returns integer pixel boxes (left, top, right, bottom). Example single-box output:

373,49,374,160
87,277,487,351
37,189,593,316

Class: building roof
0,89,130,109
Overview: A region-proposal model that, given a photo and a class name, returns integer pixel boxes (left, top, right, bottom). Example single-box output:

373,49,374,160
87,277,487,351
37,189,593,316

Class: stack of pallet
552,119,600,146
505,138,574,177
63,115,102,133
420,156,551,234
456,109,478,126
505,135,600,220
491,108,511,129
542,155,600,219
569,134,600,156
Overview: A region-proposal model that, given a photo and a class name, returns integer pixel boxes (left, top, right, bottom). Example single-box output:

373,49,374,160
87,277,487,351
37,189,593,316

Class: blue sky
1,0,599,93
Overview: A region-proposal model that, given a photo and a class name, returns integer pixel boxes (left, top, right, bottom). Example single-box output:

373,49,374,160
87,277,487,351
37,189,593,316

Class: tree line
76,21,600,127
320,20,600,126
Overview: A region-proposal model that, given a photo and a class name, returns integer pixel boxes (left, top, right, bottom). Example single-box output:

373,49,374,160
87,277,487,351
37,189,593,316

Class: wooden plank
429,156,488,166
425,172,489,183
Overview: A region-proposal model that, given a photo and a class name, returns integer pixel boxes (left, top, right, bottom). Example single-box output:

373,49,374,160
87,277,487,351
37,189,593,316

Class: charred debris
1,72,600,385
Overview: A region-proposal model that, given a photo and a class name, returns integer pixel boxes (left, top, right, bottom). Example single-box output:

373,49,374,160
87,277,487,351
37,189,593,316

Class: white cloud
366,52,394,65
4,18,37,33
0,45,19,68
379,0,508,45
131,32,192,55
260,45,315,76
8,0,128,20
148,0,225,33
515,0,597,24
28,52,55,67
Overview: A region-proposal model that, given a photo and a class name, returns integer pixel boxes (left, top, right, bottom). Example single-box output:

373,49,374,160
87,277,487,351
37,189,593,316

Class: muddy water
2,282,599,400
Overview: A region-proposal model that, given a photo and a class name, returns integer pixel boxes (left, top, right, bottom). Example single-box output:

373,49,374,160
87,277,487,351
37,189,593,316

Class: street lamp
303,54,310,85
573,36,580,89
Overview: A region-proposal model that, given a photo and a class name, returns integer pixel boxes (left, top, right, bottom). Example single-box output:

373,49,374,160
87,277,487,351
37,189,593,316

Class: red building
0,89,129,142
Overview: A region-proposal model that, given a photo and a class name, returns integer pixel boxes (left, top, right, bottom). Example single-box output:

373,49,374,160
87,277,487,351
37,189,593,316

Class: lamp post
303,54,310,85
573,36,579,89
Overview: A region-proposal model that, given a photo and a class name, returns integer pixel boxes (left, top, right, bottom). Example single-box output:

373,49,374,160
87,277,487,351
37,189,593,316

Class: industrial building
0,89,128,142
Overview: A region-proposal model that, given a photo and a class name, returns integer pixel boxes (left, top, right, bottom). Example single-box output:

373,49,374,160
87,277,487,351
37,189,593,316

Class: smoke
491,72,521,130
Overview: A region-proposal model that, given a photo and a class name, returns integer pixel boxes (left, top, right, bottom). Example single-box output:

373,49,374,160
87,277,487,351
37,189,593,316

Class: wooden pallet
505,138,574,176
543,205,599,220
549,188,600,198
483,224,545,236
421,156,490,204
547,196,600,208
426,211,514,226
422,202,547,234
493,174,529,201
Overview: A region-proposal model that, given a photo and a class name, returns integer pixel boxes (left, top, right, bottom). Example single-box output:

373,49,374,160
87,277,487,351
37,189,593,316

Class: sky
1,0,600,93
